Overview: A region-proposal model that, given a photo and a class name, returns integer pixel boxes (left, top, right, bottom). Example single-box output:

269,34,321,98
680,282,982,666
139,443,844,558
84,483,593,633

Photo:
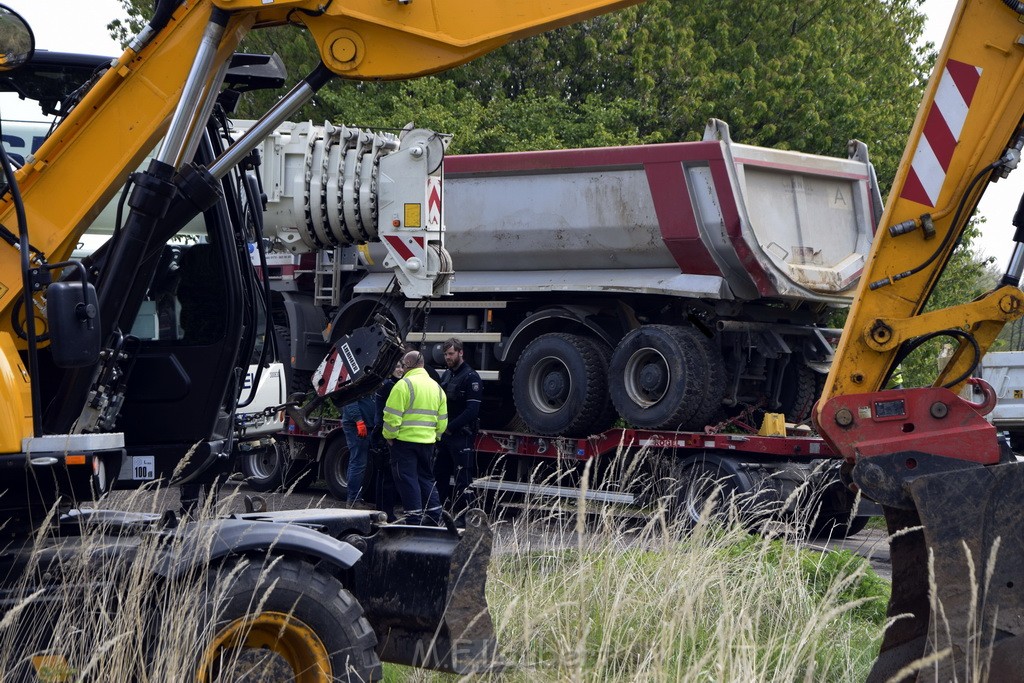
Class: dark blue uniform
435,361,482,516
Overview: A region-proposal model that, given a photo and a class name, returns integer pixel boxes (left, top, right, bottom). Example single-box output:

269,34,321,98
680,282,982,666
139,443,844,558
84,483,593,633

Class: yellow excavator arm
232,0,643,80
815,1,1024,679
820,0,1024,404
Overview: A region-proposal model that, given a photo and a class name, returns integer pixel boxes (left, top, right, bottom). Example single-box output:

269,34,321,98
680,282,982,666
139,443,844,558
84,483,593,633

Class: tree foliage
113,0,931,174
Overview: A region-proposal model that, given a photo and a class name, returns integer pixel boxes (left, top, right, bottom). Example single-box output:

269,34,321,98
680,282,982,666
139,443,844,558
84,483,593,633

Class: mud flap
863,460,1024,683
351,509,500,674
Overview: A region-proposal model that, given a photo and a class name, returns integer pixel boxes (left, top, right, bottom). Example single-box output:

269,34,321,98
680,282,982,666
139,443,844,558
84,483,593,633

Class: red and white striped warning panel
900,58,982,208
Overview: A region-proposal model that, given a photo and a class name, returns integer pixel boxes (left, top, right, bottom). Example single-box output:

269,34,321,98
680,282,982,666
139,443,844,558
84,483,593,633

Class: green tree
113,0,930,169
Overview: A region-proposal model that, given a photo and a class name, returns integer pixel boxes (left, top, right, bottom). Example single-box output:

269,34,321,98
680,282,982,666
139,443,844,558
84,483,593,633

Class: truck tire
238,443,284,492
274,324,313,397
609,325,724,430
199,557,381,682
586,337,619,434
807,480,870,539
513,333,613,437
778,358,819,424
323,438,350,502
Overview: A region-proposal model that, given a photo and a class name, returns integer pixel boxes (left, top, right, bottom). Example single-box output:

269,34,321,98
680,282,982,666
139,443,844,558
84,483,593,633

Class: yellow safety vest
382,368,448,444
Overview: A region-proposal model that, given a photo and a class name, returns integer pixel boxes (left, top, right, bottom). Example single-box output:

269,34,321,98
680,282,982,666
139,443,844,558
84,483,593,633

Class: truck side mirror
0,5,34,72
47,280,101,367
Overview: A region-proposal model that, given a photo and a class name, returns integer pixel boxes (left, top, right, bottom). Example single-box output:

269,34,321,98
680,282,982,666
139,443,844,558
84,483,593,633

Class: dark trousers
365,441,397,521
390,440,441,525
341,423,369,504
435,432,476,516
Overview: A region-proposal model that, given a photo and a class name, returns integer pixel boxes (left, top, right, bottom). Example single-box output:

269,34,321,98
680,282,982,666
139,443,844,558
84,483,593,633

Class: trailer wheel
609,325,724,430
322,438,350,502
676,461,738,528
807,480,870,539
238,443,284,492
199,557,381,682
513,333,612,436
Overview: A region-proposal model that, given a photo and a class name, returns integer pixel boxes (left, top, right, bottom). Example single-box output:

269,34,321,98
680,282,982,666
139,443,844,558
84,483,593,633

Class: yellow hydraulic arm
0,0,643,451
819,0,1024,405
814,1,1024,679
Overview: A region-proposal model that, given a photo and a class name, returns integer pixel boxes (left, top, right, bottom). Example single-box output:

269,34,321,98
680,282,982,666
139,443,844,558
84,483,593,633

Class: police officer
382,350,447,525
435,337,482,520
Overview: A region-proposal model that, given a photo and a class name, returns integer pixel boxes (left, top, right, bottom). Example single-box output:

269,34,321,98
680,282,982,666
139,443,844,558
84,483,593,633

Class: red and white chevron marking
427,177,441,227
900,59,982,208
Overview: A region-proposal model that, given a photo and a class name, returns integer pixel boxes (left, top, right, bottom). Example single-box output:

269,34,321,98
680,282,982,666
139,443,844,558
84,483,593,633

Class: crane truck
0,0,644,679
196,115,876,534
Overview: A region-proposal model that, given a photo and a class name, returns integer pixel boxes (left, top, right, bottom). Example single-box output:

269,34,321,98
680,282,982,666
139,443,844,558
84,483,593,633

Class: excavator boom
815,0,1024,679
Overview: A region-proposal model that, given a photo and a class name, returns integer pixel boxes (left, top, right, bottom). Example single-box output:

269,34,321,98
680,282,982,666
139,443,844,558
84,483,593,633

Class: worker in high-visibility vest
383,350,448,525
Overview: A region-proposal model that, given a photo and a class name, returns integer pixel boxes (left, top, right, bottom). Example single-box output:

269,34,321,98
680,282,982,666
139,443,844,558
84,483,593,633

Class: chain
419,298,432,351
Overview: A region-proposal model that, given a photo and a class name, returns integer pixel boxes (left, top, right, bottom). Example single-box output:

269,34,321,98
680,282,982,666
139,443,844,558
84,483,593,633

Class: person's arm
435,387,449,441
382,382,407,443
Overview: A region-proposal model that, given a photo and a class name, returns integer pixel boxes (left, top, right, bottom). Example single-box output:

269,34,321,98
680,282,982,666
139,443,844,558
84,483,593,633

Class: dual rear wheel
511,325,725,436
511,324,819,436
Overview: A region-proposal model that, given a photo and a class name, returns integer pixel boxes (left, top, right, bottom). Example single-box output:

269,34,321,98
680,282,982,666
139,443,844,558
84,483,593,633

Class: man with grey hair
382,350,447,525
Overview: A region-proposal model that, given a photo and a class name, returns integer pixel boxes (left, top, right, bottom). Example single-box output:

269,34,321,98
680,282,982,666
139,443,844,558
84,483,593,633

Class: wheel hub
542,370,569,403
638,362,666,394
200,612,331,683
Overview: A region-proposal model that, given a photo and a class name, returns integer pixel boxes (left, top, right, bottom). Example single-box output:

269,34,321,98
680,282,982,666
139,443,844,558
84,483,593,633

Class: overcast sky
1,0,1017,268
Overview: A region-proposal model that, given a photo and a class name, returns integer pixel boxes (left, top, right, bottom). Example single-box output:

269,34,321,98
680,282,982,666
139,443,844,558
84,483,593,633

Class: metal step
405,332,502,343
472,478,636,505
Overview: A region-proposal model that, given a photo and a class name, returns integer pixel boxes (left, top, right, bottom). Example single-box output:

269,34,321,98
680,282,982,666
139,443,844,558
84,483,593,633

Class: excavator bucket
866,460,1024,683
351,509,500,674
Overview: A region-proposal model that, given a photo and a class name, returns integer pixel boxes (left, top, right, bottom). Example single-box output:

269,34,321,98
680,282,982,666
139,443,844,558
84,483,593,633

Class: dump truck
256,118,882,440
0,0,642,679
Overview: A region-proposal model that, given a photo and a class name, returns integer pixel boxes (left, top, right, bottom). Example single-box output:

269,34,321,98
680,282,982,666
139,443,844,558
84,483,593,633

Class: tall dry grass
390,451,891,683
0,482,360,682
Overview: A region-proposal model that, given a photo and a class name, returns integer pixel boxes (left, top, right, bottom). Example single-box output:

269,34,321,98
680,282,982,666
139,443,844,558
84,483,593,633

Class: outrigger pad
352,509,501,674
867,461,1024,683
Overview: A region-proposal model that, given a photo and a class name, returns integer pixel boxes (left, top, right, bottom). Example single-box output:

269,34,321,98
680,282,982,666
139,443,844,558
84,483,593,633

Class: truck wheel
238,443,284,492
586,338,618,434
778,358,819,424
811,512,869,539
199,557,381,682
609,325,723,430
513,333,612,437
323,438,350,502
